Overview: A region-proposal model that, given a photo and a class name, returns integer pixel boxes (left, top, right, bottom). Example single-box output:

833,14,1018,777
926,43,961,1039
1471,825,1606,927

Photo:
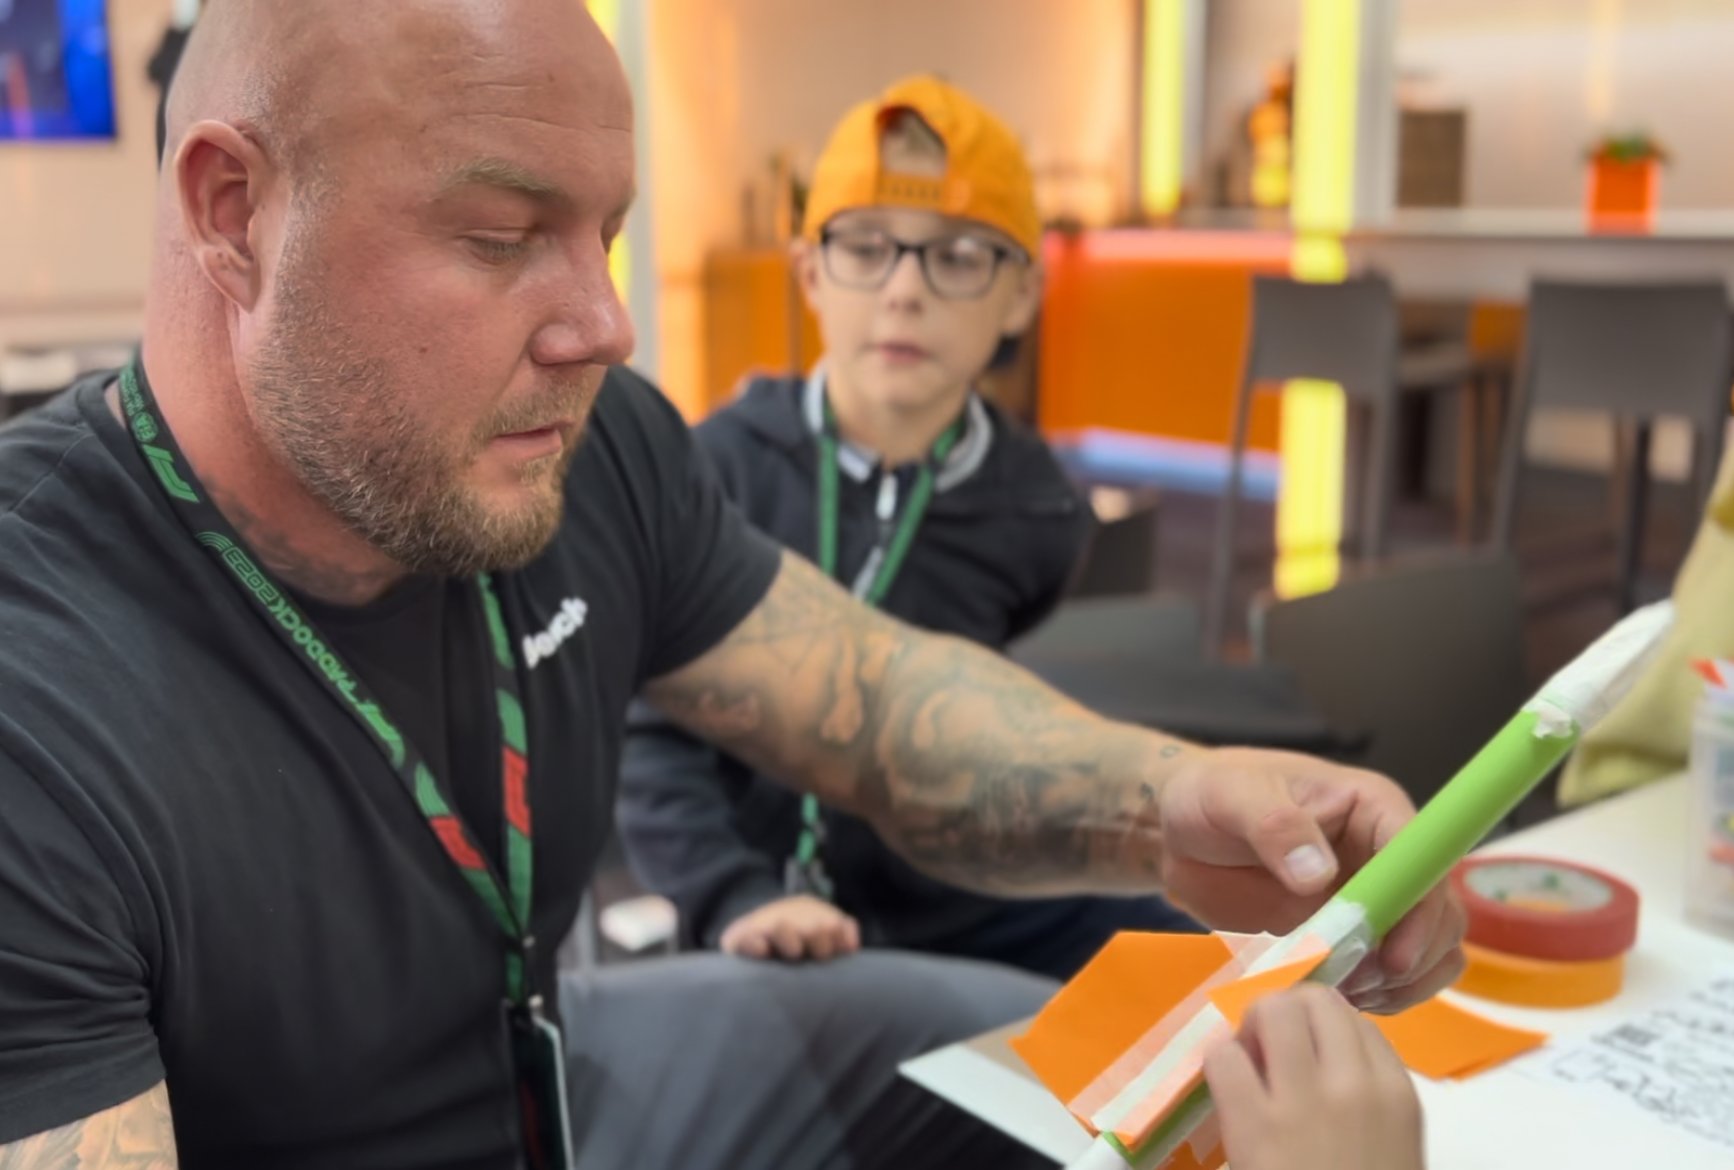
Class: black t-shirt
0,366,780,1168
294,581,499,863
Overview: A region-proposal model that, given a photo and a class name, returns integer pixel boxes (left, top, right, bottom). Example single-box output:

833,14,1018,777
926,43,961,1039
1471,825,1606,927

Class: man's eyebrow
440,158,570,204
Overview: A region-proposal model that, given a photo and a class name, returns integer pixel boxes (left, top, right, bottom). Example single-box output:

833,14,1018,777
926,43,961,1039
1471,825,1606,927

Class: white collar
802,367,992,491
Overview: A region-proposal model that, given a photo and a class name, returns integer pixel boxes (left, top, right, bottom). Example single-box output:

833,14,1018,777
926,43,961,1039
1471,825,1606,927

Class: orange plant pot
1586,157,1659,229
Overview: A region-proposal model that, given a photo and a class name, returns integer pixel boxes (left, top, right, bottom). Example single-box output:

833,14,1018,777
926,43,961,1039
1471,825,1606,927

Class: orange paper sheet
1012,933,1235,1106
1374,997,1547,1080
1013,932,1307,1164
1205,956,1322,1029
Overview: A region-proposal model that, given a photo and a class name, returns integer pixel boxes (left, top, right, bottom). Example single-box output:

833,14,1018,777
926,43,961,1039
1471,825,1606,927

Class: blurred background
7,3,1734,927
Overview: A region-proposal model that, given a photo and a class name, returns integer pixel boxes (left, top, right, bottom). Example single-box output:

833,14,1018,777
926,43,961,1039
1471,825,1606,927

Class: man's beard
248,262,591,578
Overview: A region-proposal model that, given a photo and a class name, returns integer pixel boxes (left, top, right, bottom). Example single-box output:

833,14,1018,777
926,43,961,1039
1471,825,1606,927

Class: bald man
0,2,1466,1167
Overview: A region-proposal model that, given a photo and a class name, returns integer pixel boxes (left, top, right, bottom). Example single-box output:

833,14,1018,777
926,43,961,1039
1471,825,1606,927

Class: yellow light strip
1277,0,1362,598
589,0,630,302
609,236,632,304
1291,0,1361,238
1139,0,1187,219
589,0,621,41
1274,375,1349,598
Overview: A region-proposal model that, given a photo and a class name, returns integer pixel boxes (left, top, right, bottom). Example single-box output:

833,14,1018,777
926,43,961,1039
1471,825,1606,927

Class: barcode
1608,1025,1660,1048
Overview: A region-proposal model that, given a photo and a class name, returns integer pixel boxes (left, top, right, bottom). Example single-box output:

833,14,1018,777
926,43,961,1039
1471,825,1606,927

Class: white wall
650,0,1139,256
1397,0,1734,210
723,0,1136,229
1200,0,1734,212
0,0,171,347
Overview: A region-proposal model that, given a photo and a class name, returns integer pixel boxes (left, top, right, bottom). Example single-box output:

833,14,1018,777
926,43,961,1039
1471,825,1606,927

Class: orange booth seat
1036,230,1292,454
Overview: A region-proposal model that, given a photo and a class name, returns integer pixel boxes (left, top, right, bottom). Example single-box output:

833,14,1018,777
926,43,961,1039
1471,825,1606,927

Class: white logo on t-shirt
522,597,589,669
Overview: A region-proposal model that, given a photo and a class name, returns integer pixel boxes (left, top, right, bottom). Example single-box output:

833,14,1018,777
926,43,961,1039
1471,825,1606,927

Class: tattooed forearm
0,1084,177,1169
646,553,1198,895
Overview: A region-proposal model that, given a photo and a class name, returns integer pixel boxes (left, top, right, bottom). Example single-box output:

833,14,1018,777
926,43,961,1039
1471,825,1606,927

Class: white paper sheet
1516,970,1734,1154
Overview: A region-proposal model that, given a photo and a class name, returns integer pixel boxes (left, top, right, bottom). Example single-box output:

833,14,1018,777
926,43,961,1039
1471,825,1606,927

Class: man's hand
1158,748,1466,1012
720,896,862,962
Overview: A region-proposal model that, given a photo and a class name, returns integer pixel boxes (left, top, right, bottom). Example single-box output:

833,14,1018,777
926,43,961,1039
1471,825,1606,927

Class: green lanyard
118,363,540,1008
793,397,967,893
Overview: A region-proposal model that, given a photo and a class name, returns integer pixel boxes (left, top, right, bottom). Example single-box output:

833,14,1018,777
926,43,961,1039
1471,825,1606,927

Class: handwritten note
1520,973,1734,1153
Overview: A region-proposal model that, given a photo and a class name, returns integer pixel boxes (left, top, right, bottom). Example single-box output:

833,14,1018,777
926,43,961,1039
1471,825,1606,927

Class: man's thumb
1246,796,1339,895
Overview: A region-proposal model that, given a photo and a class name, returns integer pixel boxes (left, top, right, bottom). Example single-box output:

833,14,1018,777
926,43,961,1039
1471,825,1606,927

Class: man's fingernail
1284,845,1332,884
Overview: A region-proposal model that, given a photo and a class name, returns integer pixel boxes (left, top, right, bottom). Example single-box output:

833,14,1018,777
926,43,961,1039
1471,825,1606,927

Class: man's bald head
161,1,308,181
148,0,636,580
163,0,626,191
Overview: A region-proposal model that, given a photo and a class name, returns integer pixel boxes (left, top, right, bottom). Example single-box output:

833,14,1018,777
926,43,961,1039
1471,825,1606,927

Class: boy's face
796,207,1041,415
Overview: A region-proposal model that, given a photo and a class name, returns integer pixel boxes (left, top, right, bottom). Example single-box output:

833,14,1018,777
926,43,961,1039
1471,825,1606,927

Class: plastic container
1687,682,1734,936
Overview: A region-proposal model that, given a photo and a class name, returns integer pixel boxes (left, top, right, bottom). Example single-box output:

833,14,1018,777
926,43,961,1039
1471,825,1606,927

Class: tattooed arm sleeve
0,1086,177,1169
643,552,1196,896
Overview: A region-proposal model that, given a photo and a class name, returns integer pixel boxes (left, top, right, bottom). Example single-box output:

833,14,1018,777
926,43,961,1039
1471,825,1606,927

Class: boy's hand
719,896,862,962
1203,984,1425,1170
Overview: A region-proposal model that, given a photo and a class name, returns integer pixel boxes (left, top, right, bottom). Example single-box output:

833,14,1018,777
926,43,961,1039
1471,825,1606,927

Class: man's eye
467,235,532,263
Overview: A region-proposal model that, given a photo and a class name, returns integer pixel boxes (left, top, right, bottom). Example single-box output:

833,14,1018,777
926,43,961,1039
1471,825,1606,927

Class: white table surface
902,777,1734,1168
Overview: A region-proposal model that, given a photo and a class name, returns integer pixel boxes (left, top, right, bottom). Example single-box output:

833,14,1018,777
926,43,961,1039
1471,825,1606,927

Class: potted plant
1586,132,1666,226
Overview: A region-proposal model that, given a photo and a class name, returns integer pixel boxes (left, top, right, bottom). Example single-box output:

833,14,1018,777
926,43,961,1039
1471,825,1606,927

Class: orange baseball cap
803,76,1042,258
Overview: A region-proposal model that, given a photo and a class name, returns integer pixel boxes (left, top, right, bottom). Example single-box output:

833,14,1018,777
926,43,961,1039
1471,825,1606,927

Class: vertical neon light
589,0,631,302
1279,0,1361,598
1139,0,1188,219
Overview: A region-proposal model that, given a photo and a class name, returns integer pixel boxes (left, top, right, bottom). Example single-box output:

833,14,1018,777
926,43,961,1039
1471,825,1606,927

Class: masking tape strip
1067,935,1277,1124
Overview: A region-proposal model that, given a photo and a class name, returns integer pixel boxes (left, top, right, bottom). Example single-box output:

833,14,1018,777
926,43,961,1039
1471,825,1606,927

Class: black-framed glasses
819,226,1021,300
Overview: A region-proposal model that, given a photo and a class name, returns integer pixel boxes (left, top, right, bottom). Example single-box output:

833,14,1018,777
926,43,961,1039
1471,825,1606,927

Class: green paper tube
1334,709,1576,941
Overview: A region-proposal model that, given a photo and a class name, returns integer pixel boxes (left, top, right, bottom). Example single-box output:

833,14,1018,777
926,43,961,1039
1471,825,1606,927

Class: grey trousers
559,950,1059,1170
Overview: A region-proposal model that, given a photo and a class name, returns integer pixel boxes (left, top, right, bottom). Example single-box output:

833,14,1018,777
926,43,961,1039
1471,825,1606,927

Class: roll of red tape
1451,855,1640,963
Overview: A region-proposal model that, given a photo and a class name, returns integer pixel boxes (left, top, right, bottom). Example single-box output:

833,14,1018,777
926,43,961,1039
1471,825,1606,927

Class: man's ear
791,237,823,312
174,120,273,312
999,260,1045,337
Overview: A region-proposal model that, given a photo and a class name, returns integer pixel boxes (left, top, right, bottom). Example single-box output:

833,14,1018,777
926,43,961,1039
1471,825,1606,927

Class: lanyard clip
508,935,542,1015
784,854,836,902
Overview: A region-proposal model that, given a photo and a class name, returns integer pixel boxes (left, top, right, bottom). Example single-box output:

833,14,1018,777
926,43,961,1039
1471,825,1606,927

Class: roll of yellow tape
1454,941,1625,1009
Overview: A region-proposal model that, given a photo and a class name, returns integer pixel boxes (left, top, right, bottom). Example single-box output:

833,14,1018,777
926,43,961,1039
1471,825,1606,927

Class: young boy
622,70,1431,1170
617,76,1199,980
